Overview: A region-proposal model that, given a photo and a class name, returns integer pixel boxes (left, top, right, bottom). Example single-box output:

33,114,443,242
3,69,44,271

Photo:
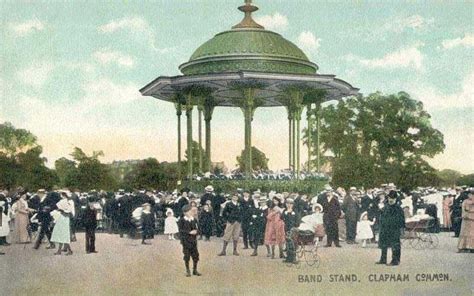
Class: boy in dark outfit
178,205,201,277
84,200,98,254
249,197,270,256
376,190,405,266
141,203,155,245
199,204,214,241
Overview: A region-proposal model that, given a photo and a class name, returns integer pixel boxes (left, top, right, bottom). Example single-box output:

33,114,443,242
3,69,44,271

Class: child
356,211,375,248
178,205,201,277
199,204,214,241
164,208,179,240
141,203,155,245
297,203,325,243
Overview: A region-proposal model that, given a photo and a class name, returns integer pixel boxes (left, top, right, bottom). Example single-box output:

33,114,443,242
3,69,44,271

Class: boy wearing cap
376,190,405,266
178,205,201,277
218,194,242,256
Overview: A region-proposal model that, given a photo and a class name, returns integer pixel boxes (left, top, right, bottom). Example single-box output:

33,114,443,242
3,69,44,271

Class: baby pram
27,213,40,245
286,229,321,267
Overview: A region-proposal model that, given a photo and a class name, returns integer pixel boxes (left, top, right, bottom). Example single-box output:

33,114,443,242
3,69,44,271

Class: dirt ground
1,231,472,296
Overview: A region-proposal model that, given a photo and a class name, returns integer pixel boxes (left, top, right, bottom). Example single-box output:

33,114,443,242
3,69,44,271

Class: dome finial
232,0,264,29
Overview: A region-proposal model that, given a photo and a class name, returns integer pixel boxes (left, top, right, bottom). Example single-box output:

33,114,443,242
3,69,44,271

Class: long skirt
458,218,474,250
14,213,30,243
51,214,71,244
443,208,452,229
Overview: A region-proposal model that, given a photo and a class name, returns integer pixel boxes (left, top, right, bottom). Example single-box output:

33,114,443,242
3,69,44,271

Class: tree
0,152,18,190
69,147,117,191
122,159,178,191
437,169,463,187
16,146,58,191
0,122,37,157
236,146,269,172
55,157,77,187
457,174,474,187
184,141,209,174
305,92,445,189
0,122,56,191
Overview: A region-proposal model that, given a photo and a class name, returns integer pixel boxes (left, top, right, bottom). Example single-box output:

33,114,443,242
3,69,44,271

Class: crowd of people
0,183,472,275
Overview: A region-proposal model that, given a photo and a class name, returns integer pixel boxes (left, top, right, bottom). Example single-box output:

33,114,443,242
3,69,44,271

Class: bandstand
140,0,359,182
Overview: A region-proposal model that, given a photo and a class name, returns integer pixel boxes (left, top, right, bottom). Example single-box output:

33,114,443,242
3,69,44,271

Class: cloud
98,16,147,33
98,16,162,52
441,33,474,50
15,62,54,88
9,18,45,36
16,78,142,135
81,79,141,108
296,31,321,52
345,44,424,71
63,62,96,75
93,49,135,67
388,15,434,33
408,71,474,110
255,12,288,31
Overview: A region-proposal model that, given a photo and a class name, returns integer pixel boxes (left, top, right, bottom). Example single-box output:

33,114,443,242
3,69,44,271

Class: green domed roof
179,2,318,76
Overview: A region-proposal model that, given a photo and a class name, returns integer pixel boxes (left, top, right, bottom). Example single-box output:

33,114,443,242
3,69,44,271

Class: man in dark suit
376,190,405,266
33,190,59,250
212,190,226,237
249,197,270,256
320,188,342,247
174,190,190,218
451,190,469,237
240,190,254,249
84,199,98,253
342,187,360,244
200,186,214,207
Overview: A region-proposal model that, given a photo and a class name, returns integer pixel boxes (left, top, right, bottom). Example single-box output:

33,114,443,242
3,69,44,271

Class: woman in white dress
51,192,73,255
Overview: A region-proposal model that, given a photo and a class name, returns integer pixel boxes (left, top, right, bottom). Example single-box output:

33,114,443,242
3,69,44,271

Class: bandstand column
175,102,183,183
316,103,321,173
306,105,312,172
204,103,214,173
287,107,294,172
198,105,203,173
295,106,303,179
241,88,256,179
288,116,292,170
185,95,194,180
292,110,296,175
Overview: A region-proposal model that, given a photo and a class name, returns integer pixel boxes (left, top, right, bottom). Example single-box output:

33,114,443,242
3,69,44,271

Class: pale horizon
1,0,473,175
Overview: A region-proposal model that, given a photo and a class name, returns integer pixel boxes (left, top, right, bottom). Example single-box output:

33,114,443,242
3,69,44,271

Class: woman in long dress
442,195,453,229
457,190,474,253
51,192,73,255
264,196,286,259
13,194,33,243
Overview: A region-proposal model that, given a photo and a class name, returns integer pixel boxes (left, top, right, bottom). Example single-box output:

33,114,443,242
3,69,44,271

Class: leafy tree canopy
236,146,269,172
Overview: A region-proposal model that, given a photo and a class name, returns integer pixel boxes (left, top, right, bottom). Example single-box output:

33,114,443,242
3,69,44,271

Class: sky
0,0,473,174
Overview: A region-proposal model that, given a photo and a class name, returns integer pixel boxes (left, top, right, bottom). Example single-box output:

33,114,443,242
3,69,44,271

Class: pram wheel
305,252,320,267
